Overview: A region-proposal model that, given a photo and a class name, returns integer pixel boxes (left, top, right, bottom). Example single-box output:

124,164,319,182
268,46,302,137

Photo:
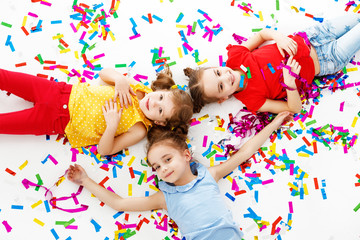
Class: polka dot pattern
65,83,153,148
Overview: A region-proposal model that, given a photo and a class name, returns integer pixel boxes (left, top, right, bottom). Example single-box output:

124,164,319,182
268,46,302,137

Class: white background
0,0,360,239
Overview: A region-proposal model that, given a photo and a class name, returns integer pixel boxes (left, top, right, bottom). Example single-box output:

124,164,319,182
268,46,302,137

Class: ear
183,149,192,162
154,121,166,126
217,96,228,104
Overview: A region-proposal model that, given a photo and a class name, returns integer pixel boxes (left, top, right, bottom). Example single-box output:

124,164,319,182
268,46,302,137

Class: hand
283,56,301,89
114,77,136,108
67,164,88,185
102,99,122,130
272,111,294,126
276,36,298,57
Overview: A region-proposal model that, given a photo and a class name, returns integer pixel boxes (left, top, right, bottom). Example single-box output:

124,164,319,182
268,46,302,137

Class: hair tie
171,85,178,89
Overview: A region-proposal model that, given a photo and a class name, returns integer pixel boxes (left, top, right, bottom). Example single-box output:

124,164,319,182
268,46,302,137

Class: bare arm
67,164,166,211
242,29,297,57
257,56,302,114
209,111,293,182
99,68,138,108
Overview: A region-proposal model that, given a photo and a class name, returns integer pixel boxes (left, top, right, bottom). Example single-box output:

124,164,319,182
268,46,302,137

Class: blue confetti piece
11,205,23,210
90,219,102,232
152,15,163,22
176,13,184,23
225,192,235,201
51,228,59,240
51,20,62,24
44,200,51,213
113,211,124,219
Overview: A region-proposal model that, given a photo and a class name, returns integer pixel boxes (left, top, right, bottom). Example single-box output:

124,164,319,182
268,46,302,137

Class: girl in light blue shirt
67,112,293,239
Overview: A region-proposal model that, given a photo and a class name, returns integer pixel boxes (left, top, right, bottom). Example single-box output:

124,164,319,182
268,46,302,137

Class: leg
305,14,360,46
0,68,54,102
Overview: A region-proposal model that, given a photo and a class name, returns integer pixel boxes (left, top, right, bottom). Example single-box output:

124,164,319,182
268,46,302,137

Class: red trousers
0,69,72,135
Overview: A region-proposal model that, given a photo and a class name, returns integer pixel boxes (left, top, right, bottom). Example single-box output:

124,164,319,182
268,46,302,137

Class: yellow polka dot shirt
65,83,153,148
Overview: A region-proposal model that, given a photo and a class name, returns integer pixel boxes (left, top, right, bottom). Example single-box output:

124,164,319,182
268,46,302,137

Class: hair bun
183,67,194,78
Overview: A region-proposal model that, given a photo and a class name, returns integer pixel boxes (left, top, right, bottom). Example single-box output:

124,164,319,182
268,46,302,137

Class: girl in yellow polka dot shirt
0,66,193,155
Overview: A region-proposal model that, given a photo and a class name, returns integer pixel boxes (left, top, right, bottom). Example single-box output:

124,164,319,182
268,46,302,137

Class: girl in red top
184,14,360,114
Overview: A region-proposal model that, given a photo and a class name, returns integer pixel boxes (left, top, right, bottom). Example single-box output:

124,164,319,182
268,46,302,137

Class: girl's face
147,143,194,186
139,90,175,125
201,67,241,103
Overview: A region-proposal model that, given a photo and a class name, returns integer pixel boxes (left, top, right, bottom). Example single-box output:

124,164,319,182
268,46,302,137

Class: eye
154,165,160,170
159,107,163,114
216,70,221,76
219,83,223,90
166,157,171,162
160,94,163,100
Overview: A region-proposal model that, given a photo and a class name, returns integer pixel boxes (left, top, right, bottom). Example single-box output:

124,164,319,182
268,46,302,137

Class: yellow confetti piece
303,183,309,195
288,182,298,191
143,171,147,183
127,156,136,166
52,34,64,40
346,67,358,72
34,218,45,226
177,47,183,58
76,22,81,31
258,220,269,226
243,13,251,17
176,24,187,28
354,4,360,12
149,185,159,192
214,127,225,131
22,16,27,27
298,152,310,157
114,0,120,10
31,200,43,209
196,59,208,65
74,51,79,59
298,120,305,130
269,142,276,153
198,114,209,121
259,11,263,21
210,157,214,167
19,160,28,170
60,48,71,54
212,144,223,153
109,31,116,41
125,149,129,155
128,184,132,196
288,219,293,226
225,175,233,183
352,116,358,128
90,22,99,32
291,6,299,12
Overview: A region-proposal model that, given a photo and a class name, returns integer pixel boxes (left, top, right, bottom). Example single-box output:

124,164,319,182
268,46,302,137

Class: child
184,14,360,114
0,66,193,155
67,111,293,239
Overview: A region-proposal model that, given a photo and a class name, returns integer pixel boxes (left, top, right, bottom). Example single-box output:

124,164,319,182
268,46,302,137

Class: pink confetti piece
70,23,77,33
202,135,208,147
40,1,52,7
340,101,345,112
2,221,12,233
28,12,38,18
129,34,141,40
289,201,293,213
262,179,274,185
182,42,193,52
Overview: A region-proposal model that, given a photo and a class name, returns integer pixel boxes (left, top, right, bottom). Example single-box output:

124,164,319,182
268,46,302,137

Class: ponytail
147,125,188,153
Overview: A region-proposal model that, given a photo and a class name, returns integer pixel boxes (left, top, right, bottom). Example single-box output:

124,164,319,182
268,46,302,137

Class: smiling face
201,67,242,102
147,141,194,186
139,90,175,125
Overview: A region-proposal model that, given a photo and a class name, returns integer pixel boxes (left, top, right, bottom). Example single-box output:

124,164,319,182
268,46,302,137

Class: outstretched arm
209,111,293,182
257,56,302,114
67,164,166,212
242,29,297,57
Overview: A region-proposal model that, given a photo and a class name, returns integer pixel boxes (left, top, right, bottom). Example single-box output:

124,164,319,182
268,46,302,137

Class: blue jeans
305,14,360,76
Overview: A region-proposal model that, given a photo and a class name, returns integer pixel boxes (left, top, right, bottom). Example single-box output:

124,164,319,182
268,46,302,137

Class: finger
104,100,109,111
126,93,132,107
279,48,285,58
109,99,114,109
102,105,106,114
123,94,128,109
130,87,136,96
118,108,123,118
119,94,124,108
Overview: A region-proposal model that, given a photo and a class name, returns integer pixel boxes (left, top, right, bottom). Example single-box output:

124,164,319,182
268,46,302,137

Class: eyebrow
214,70,221,93
150,153,170,167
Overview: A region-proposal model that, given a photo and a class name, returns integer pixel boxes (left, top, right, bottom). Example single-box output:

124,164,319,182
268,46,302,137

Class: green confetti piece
305,119,317,127
191,21,197,32
343,66,347,74
58,44,65,50
167,61,176,66
72,0,78,7
1,22,12,28
35,174,43,191
319,124,330,131
251,28,262,32
354,202,360,212
113,11,118,18
246,67,251,79
286,129,297,138
81,43,89,54
283,160,295,164
64,218,75,227
276,0,280,10
88,43,96,51
140,159,148,167
138,173,145,185
37,54,44,64
206,149,217,159
115,64,127,68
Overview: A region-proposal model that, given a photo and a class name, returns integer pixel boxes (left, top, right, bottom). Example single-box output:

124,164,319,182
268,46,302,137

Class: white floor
0,0,360,239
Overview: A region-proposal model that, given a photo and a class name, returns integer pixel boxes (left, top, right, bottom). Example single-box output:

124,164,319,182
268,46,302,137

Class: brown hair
150,65,194,130
183,67,219,113
146,125,189,155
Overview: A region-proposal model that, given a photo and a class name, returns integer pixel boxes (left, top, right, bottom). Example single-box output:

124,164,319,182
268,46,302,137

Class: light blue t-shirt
159,163,244,240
